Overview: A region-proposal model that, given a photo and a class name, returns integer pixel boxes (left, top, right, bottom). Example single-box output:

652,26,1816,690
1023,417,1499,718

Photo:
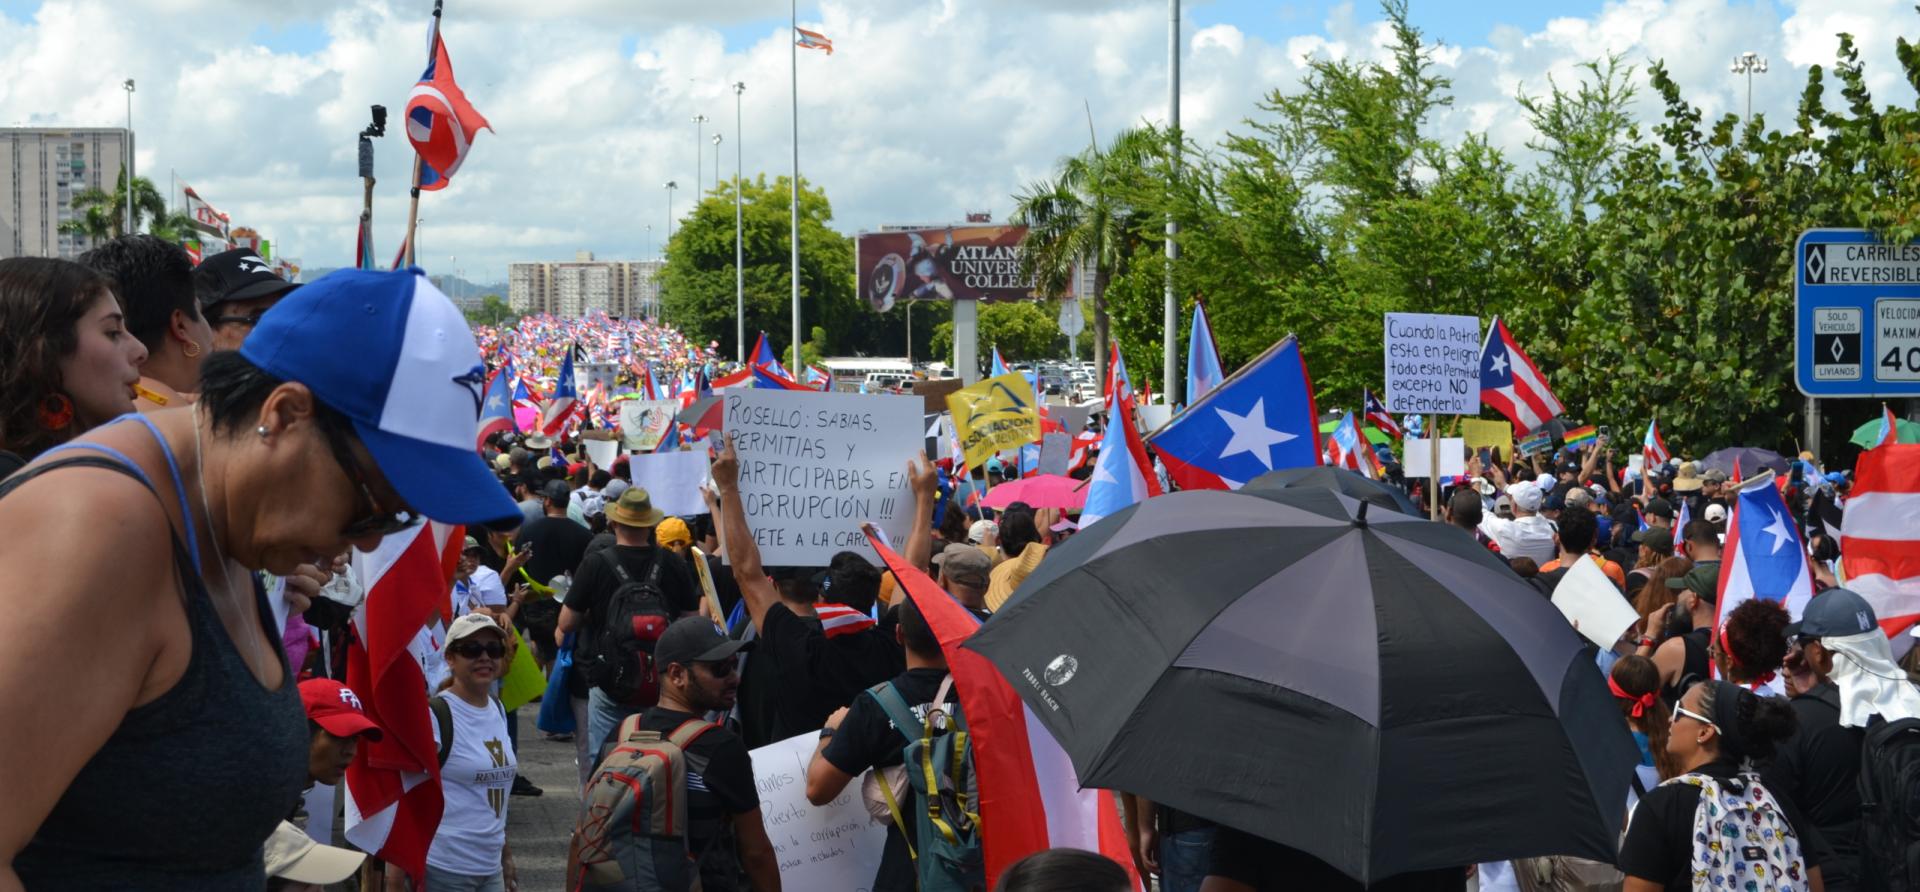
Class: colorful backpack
1665,771,1807,890
569,716,717,892
866,676,986,892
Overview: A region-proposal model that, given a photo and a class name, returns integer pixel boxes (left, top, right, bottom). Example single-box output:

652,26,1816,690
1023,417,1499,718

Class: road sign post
1794,229,1920,457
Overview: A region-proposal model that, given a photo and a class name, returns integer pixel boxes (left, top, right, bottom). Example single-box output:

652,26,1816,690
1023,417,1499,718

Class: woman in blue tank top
0,267,526,890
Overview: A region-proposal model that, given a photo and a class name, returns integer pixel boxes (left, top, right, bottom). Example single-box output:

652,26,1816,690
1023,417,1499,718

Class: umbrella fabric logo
1044,654,1079,687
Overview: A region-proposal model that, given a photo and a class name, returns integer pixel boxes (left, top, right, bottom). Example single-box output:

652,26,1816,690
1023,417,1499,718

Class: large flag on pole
182,182,231,240
1478,317,1564,435
794,26,834,54
406,2,491,192
865,533,1140,891
1147,335,1321,491
749,331,790,379
1361,388,1402,439
1081,392,1161,527
344,521,462,882
1186,302,1224,403
1841,444,1920,637
539,349,578,437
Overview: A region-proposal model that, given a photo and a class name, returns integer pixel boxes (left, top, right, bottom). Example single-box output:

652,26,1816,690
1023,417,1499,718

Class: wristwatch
818,727,836,740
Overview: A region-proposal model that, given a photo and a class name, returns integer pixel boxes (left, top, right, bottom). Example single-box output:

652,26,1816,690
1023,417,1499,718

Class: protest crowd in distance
8,5,1920,892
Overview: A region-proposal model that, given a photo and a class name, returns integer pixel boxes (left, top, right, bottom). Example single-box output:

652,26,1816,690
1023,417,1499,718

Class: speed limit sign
1878,298,1920,381
1796,229,1920,396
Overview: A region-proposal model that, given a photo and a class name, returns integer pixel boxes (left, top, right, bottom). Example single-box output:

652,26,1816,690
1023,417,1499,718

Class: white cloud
1,0,1914,281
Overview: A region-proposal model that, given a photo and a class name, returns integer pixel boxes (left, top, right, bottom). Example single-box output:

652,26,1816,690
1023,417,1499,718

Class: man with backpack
558,486,702,757
569,617,781,892
805,597,981,892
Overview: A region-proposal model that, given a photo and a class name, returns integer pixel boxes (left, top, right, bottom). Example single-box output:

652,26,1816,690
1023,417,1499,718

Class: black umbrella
1698,446,1790,476
966,487,1638,883
1243,465,1422,517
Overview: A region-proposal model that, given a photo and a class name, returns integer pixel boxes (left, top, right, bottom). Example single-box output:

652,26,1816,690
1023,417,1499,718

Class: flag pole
789,0,803,376
404,155,422,268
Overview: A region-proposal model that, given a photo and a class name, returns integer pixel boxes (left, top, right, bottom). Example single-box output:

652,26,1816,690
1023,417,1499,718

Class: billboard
856,224,1038,311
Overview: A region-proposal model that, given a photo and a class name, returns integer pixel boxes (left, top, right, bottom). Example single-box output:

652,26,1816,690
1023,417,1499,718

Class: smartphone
1477,447,1494,468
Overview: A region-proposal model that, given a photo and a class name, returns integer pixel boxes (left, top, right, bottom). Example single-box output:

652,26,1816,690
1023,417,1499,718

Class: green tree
58,166,166,242
465,294,515,328
658,175,864,362
928,301,1062,362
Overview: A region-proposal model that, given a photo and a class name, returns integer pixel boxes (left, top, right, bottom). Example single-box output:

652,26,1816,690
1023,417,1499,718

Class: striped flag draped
1841,444,1920,637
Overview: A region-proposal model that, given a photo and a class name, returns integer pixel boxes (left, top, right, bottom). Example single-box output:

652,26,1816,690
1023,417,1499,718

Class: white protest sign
725,389,922,565
1384,313,1482,416
619,399,678,452
575,361,621,394
626,450,711,517
751,731,886,890
1551,555,1640,649
1037,432,1071,476
1401,437,1465,478
581,437,620,472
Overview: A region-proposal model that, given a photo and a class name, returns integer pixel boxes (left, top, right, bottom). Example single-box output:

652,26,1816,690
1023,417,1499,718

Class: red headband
1716,623,1776,687
1606,673,1656,719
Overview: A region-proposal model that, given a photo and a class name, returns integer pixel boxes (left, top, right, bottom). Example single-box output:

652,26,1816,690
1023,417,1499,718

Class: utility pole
123,78,135,236
1162,0,1180,405
734,81,747,365
664,181,678,243
693,114,708,198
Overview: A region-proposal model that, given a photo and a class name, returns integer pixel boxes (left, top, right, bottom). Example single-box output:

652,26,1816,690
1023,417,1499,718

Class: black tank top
3,422,307,889
1661,627,1714,707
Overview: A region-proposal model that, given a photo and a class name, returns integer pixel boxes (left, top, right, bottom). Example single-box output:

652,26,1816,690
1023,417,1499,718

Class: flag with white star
1717,471,1814,655
475,362,517,450
1148,335,1321,491
1479,317,1564,435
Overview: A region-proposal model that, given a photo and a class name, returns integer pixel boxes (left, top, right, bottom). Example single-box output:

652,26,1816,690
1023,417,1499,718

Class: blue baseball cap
1788,587,1879,639
240,268,521,529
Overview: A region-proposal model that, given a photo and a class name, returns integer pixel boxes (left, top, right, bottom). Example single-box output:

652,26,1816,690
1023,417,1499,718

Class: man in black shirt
514,478,593,672
593,617,780,892
806,597,948,892
557,486,700,754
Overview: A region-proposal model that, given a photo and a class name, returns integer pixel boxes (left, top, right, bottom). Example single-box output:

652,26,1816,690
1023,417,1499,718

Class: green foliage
1007,0,1920,458
928,301,1063,361
465,294,516,328
58,166,168,242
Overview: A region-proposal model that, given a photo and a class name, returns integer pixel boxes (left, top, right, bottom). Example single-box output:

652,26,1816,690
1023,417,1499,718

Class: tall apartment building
508,251,661,319
1,127,133,259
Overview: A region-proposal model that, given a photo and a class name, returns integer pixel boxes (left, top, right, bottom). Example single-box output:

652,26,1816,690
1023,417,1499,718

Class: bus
818,357,914,392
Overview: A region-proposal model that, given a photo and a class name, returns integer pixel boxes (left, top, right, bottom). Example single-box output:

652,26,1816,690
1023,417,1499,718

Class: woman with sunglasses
1618,679,1824,891
0,269,522,890
413,614,520,892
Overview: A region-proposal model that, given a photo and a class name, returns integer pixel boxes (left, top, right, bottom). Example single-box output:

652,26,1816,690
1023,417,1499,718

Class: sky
1,0,1912,284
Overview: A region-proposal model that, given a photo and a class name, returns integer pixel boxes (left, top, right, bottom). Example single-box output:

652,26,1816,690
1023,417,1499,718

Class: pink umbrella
513,406,540,434
980,474,1088,511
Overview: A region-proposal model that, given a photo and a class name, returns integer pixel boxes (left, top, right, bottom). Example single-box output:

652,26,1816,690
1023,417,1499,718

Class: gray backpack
568,716,716,891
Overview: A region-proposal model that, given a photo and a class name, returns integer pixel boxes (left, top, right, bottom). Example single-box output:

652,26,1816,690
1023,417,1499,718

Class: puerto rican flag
405,3,491,192
1715,472,1814,659
1673,498,1691,557
750,332,790,380
1361,389,1402,439
1840,443,1920,637
1148,335,1322,492
1642,417,1671,467
805,364,832,391
1106,340,1133,401
794,26,833,54
1478,317,1563,435
866,533,1140,891
991,346,1011,378
475,364,515,450
1187,302,1224,403
1324,413,1380,478
752,362,814,391
1875,403,1902,448
538,349,578,437
344,522,463,883
1081,391,1161,527
815,603,877,638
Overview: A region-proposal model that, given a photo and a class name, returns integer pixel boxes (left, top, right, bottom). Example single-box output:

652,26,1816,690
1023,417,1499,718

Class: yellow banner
946,372,1041,470
1460,418,1514,463
497,624,547,713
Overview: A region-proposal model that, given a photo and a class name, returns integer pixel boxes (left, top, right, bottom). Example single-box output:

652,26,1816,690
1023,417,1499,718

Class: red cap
567,462,587,475
299,679,384,742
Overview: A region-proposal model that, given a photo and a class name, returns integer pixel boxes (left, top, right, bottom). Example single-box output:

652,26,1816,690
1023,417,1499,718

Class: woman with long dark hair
0,257,148,476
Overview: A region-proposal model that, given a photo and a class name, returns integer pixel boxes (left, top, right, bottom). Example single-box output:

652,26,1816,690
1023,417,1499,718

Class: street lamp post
733,81,746,365
712,134,723,194
693,114,709,198
664,181,679,244
123,78,135,237
1730,51,1768,120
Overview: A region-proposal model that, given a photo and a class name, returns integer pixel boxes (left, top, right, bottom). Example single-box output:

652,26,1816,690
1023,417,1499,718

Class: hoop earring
36,394,73,431
184,340,202,358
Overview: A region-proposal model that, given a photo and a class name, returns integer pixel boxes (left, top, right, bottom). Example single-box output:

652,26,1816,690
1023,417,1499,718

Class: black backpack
1859,715,1920,891
580,550,673,707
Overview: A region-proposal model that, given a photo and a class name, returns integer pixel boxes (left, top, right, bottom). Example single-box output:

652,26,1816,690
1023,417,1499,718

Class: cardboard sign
1384,313,1482,415
913,378,966,415
1402,437,1466,478
1551,555,1640,649
1460,418,1514,464
626,450,712,518
619,399,678,452
725,388,922,565
751,732,886,891
947,372,1040,470
1037,432,1072,476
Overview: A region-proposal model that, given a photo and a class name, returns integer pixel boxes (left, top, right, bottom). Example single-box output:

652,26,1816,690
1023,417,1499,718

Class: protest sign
627,450,711,517
1551,557,1640,650
913,377,965,415
1136,403,1173,433
1460,418,1514,463
751,732,886,890
619,399,678,452
1384,313,1482,415
1402,438,1466,478
1038,432,1071,476
575,361,620,395
726,389,922,565
581,437,620,471
947,372,1040,470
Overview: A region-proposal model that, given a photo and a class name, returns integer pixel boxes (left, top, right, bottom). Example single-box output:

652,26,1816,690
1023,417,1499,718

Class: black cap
194,248,298,311
654,616,752,669
1786,587,1878,639
541,479,572,502
1632,527,1674,553
1644,497,1675,520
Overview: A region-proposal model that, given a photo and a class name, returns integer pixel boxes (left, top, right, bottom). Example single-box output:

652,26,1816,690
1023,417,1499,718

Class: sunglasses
210,310,270,329
318,419,421,538
696,658,739,678
448,640,506,660
1670,700,1719,733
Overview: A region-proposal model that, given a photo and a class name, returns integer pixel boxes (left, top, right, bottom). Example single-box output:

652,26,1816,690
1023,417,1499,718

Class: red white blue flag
1478,317,1563,435
1324,414,1380,478
1362,388,1402,439
539,349,578,436
1642,417,1671,467
1875,403,1901,448
1715,472,1814,653
1148,335,1321,491
406,3,491,192
1840,444,1920,637
1187,302,1224,403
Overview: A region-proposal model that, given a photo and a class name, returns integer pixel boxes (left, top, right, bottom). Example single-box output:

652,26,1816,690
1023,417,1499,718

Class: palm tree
57,166,167,244
1011,127,1159,386
146,210,202,245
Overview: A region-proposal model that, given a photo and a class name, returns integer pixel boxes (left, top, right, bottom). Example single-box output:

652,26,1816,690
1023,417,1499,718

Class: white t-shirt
427,692,517,876
1478,513,1558,565
452,567,508,617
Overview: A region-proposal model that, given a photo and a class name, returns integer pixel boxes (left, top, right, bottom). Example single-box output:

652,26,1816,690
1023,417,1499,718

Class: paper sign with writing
626,449,711,518
619,399,678,452
726,389,922,565
947,372,1040,470
751,731,886,891
1384,313,1482,415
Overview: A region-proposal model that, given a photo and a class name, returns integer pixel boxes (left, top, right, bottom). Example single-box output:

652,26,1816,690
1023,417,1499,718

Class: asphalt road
507,709,583,890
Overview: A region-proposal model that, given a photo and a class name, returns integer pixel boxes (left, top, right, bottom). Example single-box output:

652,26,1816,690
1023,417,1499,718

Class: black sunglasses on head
448,640,506,659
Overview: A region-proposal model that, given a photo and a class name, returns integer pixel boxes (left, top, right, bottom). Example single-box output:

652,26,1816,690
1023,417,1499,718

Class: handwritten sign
725,388,921,565
751,731,886,892
619,399,678,452
1384,313,1482,415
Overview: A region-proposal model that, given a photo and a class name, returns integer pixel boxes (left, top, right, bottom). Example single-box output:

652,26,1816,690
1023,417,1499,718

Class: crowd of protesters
3,236,1920,892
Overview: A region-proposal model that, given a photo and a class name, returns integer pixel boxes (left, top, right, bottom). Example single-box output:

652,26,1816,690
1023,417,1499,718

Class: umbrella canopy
1243,465,1421,517
1850,416,1920,448
965,487,1637,883
1697,446,1789,476
1318,416,1392,445
981,474,1088,511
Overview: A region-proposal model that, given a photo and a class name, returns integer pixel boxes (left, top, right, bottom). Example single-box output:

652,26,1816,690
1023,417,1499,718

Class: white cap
447,612,507,644
1705,503,1727,523
263,821,365,883
1509,481,1544,513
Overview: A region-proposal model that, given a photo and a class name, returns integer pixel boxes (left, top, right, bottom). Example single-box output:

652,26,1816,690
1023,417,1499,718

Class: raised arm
903,455,937,574
711,434,780,633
